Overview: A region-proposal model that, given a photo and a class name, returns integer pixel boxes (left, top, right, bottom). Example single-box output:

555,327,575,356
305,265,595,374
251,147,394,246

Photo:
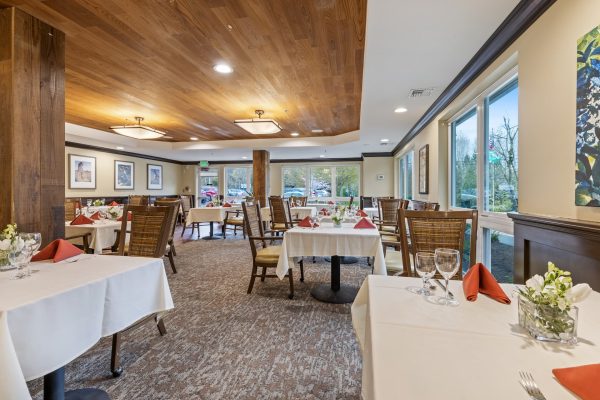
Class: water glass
407,252,436,296
8,240,29,279
20,233,41,277
434,248,460,306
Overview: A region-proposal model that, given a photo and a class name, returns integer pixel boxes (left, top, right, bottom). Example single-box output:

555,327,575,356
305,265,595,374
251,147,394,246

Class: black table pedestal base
310,284,359,304
323,256,359,264
44,368,110,400
201,222,222,240
310,255,358,304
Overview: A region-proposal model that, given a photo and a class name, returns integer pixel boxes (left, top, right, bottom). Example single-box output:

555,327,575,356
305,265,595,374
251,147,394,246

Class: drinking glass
8,240,29,279
20,233,41,276
316,211,324,225
407,252,436,296
86,199,92,207
434,248,460,306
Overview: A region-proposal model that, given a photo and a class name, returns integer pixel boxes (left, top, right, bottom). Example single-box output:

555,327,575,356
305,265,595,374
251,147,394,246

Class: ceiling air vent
408,87,435,98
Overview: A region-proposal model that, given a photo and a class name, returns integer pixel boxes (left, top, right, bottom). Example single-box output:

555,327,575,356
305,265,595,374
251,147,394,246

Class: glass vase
0,250,14,271
518,295,578,344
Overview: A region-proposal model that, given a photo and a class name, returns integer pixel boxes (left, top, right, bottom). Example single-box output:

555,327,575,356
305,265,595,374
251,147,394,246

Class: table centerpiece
0,223,18,271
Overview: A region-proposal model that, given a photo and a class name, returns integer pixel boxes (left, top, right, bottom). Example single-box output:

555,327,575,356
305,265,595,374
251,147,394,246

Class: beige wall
395,0,600,221
362,157,395,197
65,146,183,197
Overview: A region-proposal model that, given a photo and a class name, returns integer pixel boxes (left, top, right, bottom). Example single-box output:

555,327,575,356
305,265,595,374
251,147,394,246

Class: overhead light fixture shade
110,117,165,140
234,110,281,135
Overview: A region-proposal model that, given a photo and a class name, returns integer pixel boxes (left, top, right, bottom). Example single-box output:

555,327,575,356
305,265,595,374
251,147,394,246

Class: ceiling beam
391,0,557,156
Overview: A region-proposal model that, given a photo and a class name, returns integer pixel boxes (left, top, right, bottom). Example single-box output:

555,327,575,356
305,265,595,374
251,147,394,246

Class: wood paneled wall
252,150,270,207
0,7,65,245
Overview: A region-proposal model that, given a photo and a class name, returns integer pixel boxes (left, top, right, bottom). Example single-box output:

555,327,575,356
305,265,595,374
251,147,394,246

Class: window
198,168,219,204
281,165,360,201
451,109,478,209
225,167,253,201
448,72,518,283
398,151,413,200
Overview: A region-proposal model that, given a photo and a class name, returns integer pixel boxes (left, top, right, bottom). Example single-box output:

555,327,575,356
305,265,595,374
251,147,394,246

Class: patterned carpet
27,231,370,399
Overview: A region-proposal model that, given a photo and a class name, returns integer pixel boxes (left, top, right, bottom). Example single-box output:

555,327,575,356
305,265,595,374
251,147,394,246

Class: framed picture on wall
147,164,163,190
115,160,134,190
418,145,429,194
68,154,96,189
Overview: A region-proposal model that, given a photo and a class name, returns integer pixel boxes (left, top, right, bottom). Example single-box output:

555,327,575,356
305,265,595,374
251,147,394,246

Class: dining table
352,275,600,400
65,219,129,254
276,222,386,304
260,206,317,222
186,206,241,240
0,253,174,400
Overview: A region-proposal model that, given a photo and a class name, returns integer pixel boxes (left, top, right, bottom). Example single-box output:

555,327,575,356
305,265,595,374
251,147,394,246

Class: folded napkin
354,218,376,229
206,202,214,208
327,200,335,205
70,214,94,225
117,212,132,221
223,202,232,207
463,263,510,304
297,216,317,228
357,209,368,217
90,211,101,220
320,208,330,216
553,364,600,400
31,239,83,263
109,201,119,206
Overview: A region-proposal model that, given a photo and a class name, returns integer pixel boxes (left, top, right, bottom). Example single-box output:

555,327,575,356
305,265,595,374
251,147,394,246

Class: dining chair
222,207,246,238
398,209,478,280
109,204,175,377
179,194,193,236
360,196,375,209
268,196,294,234
63,198,92,253
289,196,308,206
411,200,440,211
154,199,181,273
374,198,408,234
242,201,303,298
348,196,354,208
128,195,149,206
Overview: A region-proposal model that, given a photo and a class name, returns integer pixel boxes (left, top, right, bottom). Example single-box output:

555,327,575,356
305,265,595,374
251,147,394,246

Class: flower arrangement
0,223,19,269
331,213,342,227
92,199,104,206
518,262,591,344
108,206,120,219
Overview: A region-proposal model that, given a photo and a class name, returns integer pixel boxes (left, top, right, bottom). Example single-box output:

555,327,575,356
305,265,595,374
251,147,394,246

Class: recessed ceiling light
290,132,300,137
163,135,173,139
190,137,199,141
312,129,324,133
394,107,408,113
116,146,124,150
380,138,390,143
213,63,233,74
242,156,248,159
319,154,325,158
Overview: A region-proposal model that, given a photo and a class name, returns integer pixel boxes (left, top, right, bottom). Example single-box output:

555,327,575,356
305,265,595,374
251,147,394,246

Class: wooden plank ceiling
2,0,367,141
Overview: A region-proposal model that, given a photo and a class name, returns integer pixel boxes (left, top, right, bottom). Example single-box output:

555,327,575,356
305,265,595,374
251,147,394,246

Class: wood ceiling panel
2,0,366,141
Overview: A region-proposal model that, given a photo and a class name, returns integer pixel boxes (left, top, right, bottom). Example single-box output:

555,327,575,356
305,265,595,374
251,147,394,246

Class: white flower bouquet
518,262,592,344
0,223,19,270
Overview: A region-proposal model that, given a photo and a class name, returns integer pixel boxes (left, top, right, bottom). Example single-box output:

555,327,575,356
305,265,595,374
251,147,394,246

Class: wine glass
8,239,28,279
434,248,460,306
407,252,436,296
20,233,41,277
316,211,324,226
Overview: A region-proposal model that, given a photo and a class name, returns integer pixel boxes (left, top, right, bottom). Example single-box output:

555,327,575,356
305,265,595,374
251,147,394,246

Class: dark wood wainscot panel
509,213,600,290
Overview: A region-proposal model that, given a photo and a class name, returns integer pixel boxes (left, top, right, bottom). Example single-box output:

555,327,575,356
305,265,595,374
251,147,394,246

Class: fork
519,371,547,400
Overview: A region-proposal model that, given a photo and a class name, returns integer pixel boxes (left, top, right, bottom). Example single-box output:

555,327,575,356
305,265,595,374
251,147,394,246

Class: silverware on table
519,371,547,400
434,279,454,299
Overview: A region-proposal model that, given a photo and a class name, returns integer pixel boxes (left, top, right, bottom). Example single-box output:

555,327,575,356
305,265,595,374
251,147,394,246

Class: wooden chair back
411,200,440,211
360,196,374,209
349,196,354,208
64,198,81,221
154,199,181,240
242,201,266,259
117,205,174,258
245,196,255,203
399,209,478,279
269,196,293,228
377,198,408,226
179,195,192,213
289,196,308,207
128,195,149,206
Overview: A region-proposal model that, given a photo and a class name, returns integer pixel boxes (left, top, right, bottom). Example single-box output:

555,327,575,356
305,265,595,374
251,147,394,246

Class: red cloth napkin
206,202,214,208
327,200,335,205
223,202,232,207
31,239,83,263
553,364,600,400
109,201,119,206
90,211,101,220
320,208,330,216
297,216,316,228
117,212,132,221
354,218,376,229
463,263,510,304
70,214,94,225
357,209,368,217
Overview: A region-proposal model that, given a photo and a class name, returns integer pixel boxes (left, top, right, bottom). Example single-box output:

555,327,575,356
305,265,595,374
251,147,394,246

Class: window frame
224,166,253,200
397,149,414,200
280,163,361,201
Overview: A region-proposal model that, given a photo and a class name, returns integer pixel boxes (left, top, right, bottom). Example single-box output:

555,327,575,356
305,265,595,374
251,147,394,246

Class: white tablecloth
260,206,316,223
65,220,129,254
0,254,173,399
276,223,386,279
362,207,379,219
352,275,600,400
82,205,123,217
187,206,240,225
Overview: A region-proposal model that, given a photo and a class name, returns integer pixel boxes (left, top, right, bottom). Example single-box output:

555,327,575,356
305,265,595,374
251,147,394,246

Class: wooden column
252,150,270,207
0,8,65,245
